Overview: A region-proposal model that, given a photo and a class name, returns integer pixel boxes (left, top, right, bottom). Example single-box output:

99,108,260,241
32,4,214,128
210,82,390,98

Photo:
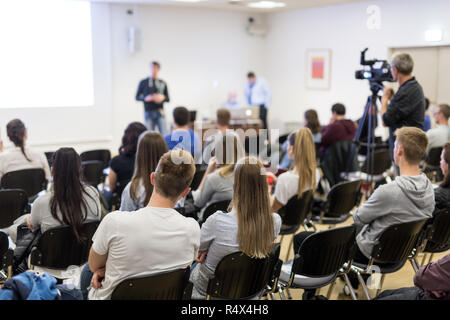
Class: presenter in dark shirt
136,61,170,134
381,53,425,161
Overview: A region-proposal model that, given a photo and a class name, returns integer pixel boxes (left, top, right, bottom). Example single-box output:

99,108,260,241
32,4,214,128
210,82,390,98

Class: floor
267,216,448,300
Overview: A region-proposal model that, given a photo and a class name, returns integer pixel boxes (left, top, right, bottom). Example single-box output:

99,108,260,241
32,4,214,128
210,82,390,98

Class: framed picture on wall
306,49,331,90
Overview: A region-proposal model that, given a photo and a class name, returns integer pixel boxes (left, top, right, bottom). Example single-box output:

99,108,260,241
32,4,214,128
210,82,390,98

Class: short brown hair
395,127,428,164
217,109,231,127
154,150,195,201
438,104,450,120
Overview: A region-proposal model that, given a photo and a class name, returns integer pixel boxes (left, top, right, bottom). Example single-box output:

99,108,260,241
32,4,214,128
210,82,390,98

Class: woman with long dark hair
434,142,450,214
0,119,50,181
26,148,101,236
120,131,168,211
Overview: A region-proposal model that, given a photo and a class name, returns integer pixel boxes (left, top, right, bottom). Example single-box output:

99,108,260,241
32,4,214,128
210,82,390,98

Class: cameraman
381,53,426,162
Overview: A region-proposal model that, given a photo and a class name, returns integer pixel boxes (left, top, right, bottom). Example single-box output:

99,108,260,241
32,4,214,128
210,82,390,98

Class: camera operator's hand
383,88,395,101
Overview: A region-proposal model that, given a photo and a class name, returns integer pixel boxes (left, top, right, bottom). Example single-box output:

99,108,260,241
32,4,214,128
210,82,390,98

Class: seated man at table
165,106,202,163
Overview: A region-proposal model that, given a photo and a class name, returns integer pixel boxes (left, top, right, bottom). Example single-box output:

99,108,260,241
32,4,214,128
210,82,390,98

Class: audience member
84,150,200,300
0,119,50,181
103,122,147,207
433,142,450,214
16,148,101,278
193,135,245,222
165,106,201,162
426,104,450,150
190,156,281,299
222,91,242,110
320,103,356,155
347,127,435,290
279,109,321,170
120,131,168,211
375,252,450,300
271,128,319,213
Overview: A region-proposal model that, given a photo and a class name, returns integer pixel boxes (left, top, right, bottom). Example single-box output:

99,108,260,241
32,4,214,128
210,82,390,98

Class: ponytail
7,119,31,162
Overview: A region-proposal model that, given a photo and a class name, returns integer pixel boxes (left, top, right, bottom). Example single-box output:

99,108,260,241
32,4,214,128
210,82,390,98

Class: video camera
355,48,394,86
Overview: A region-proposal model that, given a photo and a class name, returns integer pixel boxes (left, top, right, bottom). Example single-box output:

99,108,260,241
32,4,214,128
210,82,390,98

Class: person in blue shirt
164,106,201,163
222,91,242,110
244,72,271,129
424,98,431,132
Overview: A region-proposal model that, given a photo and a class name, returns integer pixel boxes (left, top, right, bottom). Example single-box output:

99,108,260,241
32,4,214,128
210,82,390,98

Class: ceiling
89,0,366,13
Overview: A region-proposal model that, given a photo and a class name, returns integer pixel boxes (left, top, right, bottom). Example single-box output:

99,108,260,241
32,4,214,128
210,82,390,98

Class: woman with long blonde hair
271,128,318,213
189,156,281,299
192,134,245,222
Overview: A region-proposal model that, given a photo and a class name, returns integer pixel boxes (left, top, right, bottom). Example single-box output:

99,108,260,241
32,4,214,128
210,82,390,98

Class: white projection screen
0,0,94,108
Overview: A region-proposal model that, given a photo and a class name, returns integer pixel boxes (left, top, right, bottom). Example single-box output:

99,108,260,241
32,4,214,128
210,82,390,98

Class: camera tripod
345,82,383,197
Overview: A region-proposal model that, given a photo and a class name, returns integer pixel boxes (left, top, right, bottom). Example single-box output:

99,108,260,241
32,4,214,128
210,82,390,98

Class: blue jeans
145,110,167,135
79,263,93,300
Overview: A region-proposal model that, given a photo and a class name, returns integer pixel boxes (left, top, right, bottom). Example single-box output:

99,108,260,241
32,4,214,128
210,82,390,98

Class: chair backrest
80,149,111,169
207,249,275,299
0,231,9,258
361,149,392,175
190,165,206,190
277,190,314,226
0,231,13,271
371,219,429,264
426,147,443,168
321,140,359,187
44,151,55,168
0,168,47,199
111,267,191,300
292,225,356,277
81,160,104,187
111,179,131,209
325,180,362,218
30,220,100,269
0,189,29,228
202,199,231,223
426,208,450,251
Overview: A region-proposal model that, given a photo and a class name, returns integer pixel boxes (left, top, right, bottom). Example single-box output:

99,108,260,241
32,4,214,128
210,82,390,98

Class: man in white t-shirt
86,150,200,300
426,104,450,151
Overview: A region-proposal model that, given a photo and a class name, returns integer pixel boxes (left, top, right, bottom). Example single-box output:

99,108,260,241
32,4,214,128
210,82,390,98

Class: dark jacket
434,186,450,215
321,119,356,151
135,77,170,112
320,140,359,187
382,77,425,158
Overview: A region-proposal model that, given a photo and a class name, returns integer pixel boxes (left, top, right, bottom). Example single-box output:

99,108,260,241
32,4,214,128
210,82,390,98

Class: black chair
278,225,356,300
111,179,131,211
0,231,14,281
320,140,359,187
348,218,429,300
190,165,206,191
81,160,104,189
0,168,47,201
80,149,111,170
201,199,231,224
317,180,363,226
412,208,450,269
424,147,443,182
44,151,55,168
0,189,29,229
261,243,283,300
206,248,277,300
111,267,192,300
29,221,99,271
278,190,314,261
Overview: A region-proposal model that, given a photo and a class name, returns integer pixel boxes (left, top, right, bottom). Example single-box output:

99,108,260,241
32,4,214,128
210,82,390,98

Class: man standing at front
381,53,426,162
245,72,271,130
136,61,170,134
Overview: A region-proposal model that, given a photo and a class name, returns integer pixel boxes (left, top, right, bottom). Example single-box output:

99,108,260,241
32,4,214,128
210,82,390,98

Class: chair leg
410,258,420,273
428,253,435,265
420,253,428,266
286,288,293,300
356,272,371,300
343,274,358,300
326,280,336,299
375,274,386,297
285,236,294,262
279,286,287,300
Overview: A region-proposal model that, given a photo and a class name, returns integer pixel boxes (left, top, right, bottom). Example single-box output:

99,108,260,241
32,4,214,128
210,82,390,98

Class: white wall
0,2,113,154
109,4,267,149
265,0,450,137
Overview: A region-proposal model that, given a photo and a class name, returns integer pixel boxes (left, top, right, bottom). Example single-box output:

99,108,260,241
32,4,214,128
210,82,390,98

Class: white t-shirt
273,169,320,206
88,206,200,300
0,146,51,181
